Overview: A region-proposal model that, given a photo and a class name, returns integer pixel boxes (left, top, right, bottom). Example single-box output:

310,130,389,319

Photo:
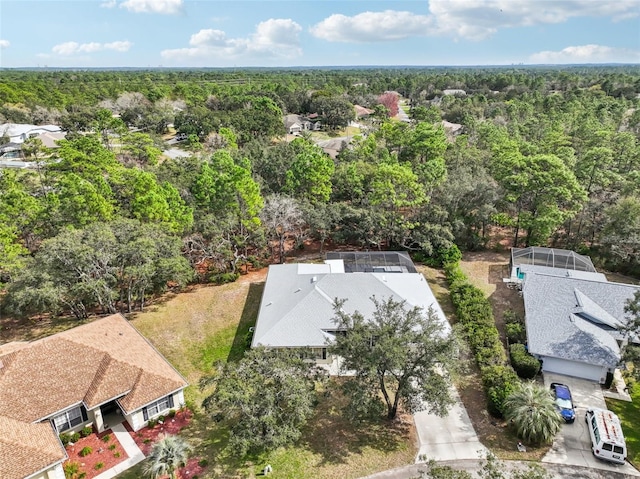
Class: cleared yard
119,269,415,478
606,383,640,469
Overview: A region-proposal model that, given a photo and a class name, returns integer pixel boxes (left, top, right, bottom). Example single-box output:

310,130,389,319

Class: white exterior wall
541,356,608,383
125,389,185,432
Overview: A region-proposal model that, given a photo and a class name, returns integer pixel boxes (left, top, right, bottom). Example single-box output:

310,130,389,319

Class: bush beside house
443,253,519,416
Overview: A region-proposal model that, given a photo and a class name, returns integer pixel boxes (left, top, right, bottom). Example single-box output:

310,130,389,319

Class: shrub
80,425,93,437
101,434,111,442
438,244,462,265
158,414,166,422
510,343,541,379
209,272,239,285
147,418,158,428
143,438,152,444
63,462,86,479
59,433,71,446
482,365,520,417
198,458,209,467
168,409,176,418
114,451,121,458
79,446,93,457
506,322,525,344
70,432,81,443
94,463,104,471
108,443,117,451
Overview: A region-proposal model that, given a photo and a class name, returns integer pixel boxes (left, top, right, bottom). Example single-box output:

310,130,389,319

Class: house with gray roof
511,247,640,384
251,252,449,371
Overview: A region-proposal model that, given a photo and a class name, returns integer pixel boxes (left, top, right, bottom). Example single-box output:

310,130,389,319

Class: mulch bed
64,429,128,479
124,409,209,478
125,408,193,455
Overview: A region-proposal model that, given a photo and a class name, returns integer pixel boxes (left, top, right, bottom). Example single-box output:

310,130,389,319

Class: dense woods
1,66,639,318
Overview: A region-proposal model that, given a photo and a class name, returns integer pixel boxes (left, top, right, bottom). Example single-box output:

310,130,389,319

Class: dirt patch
460,251,524,344
64,429,128,479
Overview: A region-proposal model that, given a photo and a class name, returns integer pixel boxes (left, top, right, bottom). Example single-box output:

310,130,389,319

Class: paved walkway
94,423,145,479
413,386,487,463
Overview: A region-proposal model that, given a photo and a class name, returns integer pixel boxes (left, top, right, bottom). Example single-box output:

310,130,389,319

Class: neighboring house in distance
284,114,322,135
506,247,640,384
0,314,188,479
354,104,374,119
0,123,62,144
251,251,449,372
442,89,467,96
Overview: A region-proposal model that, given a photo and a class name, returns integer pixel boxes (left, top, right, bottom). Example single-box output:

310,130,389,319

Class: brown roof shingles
0,314,187,422
0,415,67,479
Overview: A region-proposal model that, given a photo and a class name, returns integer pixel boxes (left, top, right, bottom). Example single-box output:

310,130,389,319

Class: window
602,443,613,451
614,446,624,454
310,348,327,360
142,394,174,421
52,405,87,433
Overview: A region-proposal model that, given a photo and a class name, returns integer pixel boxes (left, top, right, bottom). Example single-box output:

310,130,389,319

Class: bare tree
260,194,305,263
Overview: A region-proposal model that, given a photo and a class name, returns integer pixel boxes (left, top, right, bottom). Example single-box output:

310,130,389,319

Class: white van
585,408,627,464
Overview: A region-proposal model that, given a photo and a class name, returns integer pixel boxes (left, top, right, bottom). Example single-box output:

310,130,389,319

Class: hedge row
443,260,519,417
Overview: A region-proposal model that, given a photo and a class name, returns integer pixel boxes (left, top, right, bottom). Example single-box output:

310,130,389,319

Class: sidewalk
94,423,145,479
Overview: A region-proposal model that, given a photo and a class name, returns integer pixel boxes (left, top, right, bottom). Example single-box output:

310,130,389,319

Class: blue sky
0,0,639,68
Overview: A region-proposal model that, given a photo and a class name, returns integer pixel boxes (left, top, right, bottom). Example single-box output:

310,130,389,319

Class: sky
0,0,639,68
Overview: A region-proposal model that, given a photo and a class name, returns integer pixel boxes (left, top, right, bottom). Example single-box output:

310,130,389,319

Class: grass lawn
605,382,640,468
118,271,415,478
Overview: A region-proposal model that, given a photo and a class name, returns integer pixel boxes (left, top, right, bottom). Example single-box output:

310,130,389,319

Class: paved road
542,373,640,477
362,459,639,479
414,385,487,463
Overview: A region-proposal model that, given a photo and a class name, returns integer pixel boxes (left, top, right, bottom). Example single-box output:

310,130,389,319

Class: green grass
117,275,415,478
605,382,640,468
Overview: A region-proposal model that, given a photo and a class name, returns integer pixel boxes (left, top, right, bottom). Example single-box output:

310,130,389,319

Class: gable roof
252,261,449,348
0,415,67,479
0,123,61,138
523,272,639,366
0,314,187,422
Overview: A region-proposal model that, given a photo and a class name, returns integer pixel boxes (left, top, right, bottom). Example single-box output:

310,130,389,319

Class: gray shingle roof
523,272,640,366
252,263,449,348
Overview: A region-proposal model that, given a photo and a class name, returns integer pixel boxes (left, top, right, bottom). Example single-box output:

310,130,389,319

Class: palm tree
144,434,192,479
504,381,562,445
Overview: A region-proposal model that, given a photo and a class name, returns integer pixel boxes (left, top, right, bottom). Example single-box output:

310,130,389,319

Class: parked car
585,408,627,464
175,132,188,141
550,382,575,423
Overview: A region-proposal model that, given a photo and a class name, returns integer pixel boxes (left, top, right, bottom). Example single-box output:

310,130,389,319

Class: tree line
1,66,640,318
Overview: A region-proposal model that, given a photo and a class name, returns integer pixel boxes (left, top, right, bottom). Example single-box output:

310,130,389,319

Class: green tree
284,138,335,204
503,382,562,445
201,347,322,455
144,434,191,479
330,296,459,420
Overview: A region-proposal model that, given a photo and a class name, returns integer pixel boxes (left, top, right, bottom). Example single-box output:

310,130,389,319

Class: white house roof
252,261,449,348
0,123,61,137
523,272,640,367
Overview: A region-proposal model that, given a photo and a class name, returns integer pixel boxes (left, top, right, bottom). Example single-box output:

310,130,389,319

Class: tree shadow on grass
300,379,414,466
226,282,265,363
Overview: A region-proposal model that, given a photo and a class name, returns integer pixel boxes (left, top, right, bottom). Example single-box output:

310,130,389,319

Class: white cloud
161,19,302,62
429,0,640,40
119,0,182,14
52,40,132,56
529,44,640,64
310,1,640,43
0,39,9,49
100,0,117,8
310,11,434,43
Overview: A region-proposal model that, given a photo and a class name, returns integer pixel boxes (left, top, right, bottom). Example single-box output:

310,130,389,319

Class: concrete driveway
542,373,640,477
414,385,487,462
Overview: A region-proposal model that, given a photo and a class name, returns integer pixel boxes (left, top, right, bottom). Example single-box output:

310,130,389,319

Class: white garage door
541,356,607,383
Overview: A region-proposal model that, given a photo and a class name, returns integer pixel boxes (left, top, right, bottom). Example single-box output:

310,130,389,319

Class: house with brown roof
0,314,188,479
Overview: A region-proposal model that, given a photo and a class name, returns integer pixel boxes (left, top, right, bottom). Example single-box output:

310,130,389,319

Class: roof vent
382,275,387,282
311,276,318,283
294,288,301,293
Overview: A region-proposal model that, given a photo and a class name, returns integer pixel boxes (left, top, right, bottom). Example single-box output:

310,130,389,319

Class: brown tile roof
0,415,67,479
0,314,187,422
